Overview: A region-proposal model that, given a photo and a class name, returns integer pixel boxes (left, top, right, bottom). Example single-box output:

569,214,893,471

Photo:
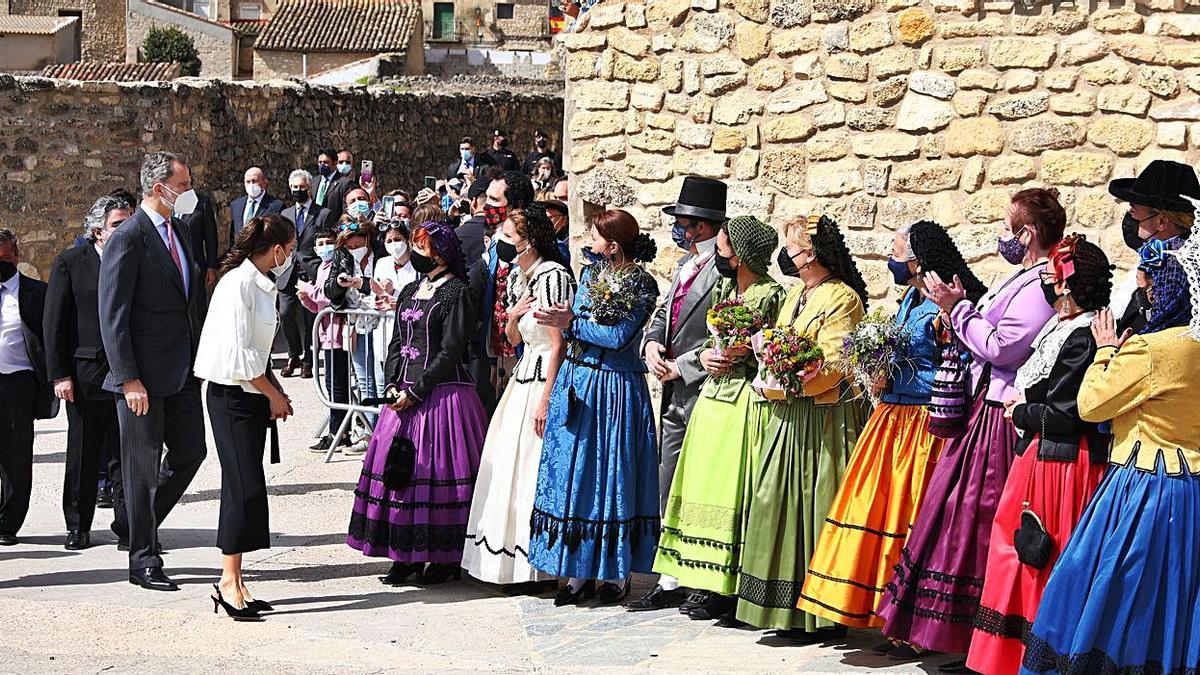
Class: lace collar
1014,311,1095,393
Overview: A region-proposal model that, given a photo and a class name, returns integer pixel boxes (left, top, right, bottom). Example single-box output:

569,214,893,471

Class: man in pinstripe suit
99,152,208,591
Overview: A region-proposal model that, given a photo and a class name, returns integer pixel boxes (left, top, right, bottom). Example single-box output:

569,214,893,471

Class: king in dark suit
0,229,57,546
99,152,208,590
44,196,134,550
228,167,284,256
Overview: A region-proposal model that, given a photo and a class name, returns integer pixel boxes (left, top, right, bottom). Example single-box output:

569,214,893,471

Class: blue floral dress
528,263,661,580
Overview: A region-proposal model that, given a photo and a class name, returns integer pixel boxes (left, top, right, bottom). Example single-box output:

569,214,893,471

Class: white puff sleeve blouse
194,258,279,394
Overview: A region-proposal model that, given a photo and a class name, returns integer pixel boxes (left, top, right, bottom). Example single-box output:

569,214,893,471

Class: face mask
245,183,264,199
1122,211,1152,251
888,258,914,285
1040,280,1061,308
0,260,16,282
536,138,547,149
714,252,738,279
162,185,198,217
461,149,473,162
318,164,333,178
291,188,309,203
349,246,369,264
496,236,528,264
498,138,509,148
315,244,335,262
671,224,692,250
998,234,1027,265
337,162,352,175
777,248,800,278
349,201,370,219
582,247,606,265
385,241,408,259
484,204,509,231
271,248,293,278
410,250,437,274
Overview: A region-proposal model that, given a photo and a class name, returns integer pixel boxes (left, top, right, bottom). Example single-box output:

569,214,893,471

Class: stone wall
0,75,563,279
562,0,1200,295
8,0,126,62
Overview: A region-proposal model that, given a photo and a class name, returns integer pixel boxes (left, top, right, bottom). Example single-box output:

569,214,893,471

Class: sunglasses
378,219,409,233
338,222,361,233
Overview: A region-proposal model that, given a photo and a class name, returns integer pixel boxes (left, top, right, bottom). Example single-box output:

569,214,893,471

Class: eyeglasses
378,219,409,233
338,222,361,233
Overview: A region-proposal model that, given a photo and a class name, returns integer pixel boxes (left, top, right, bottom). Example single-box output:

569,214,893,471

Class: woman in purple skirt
877,188,1064,671
346,221,486,585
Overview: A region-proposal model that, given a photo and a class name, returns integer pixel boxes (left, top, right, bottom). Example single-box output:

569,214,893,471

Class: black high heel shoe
596,579,630,605
380,562,423,586
245,598,274,612
211,584,262,621
554,580,596,606
419,563,462,585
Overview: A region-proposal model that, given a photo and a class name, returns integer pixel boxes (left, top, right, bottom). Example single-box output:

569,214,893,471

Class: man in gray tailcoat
628,176,726,612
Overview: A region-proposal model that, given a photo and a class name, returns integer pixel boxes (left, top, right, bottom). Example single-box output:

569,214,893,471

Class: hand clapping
922,271,968,313
1091,308,1132,350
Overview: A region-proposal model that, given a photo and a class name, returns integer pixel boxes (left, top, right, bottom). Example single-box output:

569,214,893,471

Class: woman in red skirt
966,235,1114,675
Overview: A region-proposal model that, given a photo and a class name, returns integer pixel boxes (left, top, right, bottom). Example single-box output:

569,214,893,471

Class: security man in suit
0,228,57,546
180,191,220,286
279,168,334,379
44,195,133,550
99,152,208,591
228,167,284,255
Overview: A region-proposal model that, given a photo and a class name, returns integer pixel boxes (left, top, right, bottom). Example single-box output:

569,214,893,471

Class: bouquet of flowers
584,263,650,326
706,298,767,356
751,327,824,400
838,309,912,402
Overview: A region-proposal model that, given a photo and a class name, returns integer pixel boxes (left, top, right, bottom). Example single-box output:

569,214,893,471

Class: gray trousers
657,378,703,515
116,378,207,570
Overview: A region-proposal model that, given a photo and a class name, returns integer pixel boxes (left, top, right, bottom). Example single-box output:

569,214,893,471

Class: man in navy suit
0,228,56,546
228,167,283,254
278,169,333,379
99,152,208,591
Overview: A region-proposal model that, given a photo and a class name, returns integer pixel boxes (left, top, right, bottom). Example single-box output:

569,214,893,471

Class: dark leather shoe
687,593,735,620
300,364,313,379
0,533,16,546
129,567,179,591
679,589,709,613
281,357,299,378
96,484,114,509
626,584,686,612
64,530,90,550
309,435,333,452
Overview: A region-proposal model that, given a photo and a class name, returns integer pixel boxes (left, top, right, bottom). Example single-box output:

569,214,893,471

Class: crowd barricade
310,306,391,463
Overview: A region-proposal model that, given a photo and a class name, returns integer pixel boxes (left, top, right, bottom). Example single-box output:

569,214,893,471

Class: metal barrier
311,306,392,463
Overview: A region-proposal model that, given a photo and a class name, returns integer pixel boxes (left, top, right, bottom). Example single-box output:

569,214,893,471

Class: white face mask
162,185,198,217
271,247,293,277
349,246,369,263
385,241,409,259
245,183,264,199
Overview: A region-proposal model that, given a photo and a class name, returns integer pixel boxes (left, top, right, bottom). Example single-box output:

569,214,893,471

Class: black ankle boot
420,563,461,585
380,562,423,586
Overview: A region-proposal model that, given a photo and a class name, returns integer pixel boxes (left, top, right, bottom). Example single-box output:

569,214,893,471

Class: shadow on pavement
32,452,67,464
178,482,357,506
0,549,81,562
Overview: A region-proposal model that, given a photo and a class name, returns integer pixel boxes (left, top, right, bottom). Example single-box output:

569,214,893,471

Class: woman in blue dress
530,208,661,606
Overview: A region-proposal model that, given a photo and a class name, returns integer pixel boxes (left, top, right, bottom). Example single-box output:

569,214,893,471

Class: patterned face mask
484,204,509,231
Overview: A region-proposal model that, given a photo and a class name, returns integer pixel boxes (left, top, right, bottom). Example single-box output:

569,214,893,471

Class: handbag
1014,410,1054,569
382,433,417,491
927,323,970,439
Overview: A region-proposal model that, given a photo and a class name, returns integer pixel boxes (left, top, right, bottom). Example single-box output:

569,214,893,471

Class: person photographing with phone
194,213,296,621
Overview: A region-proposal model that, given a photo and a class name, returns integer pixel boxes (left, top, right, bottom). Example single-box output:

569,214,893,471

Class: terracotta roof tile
41,61,181,81
0,15,77,35
255,0,419,53
227,19,267,36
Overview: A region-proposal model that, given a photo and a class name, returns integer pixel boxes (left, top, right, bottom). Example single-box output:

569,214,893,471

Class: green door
433,3,455,40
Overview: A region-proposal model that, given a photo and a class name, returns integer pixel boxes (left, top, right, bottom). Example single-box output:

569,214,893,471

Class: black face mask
496,237,524,264
714,252,738,279
1122,212,1149,251
536,139,547,149
0,260,15,282
777,248,800,278
410,250,438,275
1040,280,1061,308
291,189,310,203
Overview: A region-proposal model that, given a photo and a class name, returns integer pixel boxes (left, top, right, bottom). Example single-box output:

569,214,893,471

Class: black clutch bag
1013,409,1054,569
382,434,416,491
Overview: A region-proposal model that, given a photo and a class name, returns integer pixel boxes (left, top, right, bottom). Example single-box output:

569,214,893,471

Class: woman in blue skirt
530,208,661,606
1021,232,1200,674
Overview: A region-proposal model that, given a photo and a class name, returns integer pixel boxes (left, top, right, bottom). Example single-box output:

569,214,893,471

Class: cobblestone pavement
0,359,958,674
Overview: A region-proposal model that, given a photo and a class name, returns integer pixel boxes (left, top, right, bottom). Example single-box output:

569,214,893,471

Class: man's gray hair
289,169,313,185
83,195,131,242
140,151,183,197
0,227,16,251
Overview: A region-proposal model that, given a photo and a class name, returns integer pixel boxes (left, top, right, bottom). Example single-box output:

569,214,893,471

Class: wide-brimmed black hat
1109,160,1200,213
662,176,728,223
535,199,568,214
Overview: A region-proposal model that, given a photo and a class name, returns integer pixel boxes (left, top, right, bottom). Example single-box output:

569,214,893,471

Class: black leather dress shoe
0,533,16,546
626,584,686,612
64,530,90,550
96,484,114,509
129,567,179,591
687,593,735,620
679,589,709,613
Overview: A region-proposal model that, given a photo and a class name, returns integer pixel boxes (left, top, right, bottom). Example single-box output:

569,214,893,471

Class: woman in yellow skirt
797,221,988,641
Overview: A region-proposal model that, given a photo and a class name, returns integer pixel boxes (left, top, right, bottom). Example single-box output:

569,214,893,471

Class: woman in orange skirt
966,235,1114,675
798,221,985,634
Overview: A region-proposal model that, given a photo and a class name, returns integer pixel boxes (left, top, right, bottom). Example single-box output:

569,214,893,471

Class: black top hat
662,176,728,223
1108,160,1200,213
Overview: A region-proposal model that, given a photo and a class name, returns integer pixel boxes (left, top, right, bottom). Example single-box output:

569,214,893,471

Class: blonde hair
781,214,820,249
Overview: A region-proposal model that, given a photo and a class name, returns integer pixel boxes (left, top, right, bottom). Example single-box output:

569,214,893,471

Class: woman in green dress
653,216,785,623
734,214,870,641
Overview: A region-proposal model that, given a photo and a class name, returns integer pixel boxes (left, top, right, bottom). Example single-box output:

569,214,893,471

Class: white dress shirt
678,235,718,282
371,255,419,364
0,273,32,374
141,203,190,297
193,258,278,394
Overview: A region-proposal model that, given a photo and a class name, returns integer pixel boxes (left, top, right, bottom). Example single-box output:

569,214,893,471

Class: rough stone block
812,0,871,22
692,0,717,10
988,37,1057,69
953,91,990,117
631,83,666,111
957,68,1001,91
965,188,1016,223
703,73,748,95
773,28,821,57
1108,35,1161,63
1086,117,1155,155
734,0,771,22
566,53,600,80
712,95,765,124
1010,118,1086,155
1059,33,1108,66
676,123,714,148
961,157,986,192
1137,67,1180,98
1163,46,1200,68
987,156,1036,184
1146,14,1200,37
612,53,661,82
1098,86,1152,115
937,45,985,73
987,92,1050,119
896,93,955,132
1081,58,1134,86
589,2,628,29
569,110,626,140
827,54,869,82
734,150,761,180
1092,9,1143,33
761,147,808,197
674,151,730,178
808,159,863,197
564,33,607,51
626,3,648,28
735,22,773,63
1049,91,1097,115
575,81,631,110
792,53,824,79
850,132,922,159
1004,70,1039,93
766,81,829,113
827,81,868,103
647,0,690,29
610,28,651,57
939,17,1008,39
1045,69,1079,91
770,0,811,28
822,24,850,54
874,77,909,107
665,93,691,113
752,62,789,90
1148,101,1200,121
645,113,675,130
1156,122,1188,149
872,47,917,78
846,106,896,131
849,16,895,52
762,115,816,142
678,13,735,53
809,130,851,160
896,8,934,46
713,127,747,152
945,117,1007,156
812,101,847,128
691,96,714,123
627,153,675,180
1041,150,1114,186
892,160,962,193
908,71,956,100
